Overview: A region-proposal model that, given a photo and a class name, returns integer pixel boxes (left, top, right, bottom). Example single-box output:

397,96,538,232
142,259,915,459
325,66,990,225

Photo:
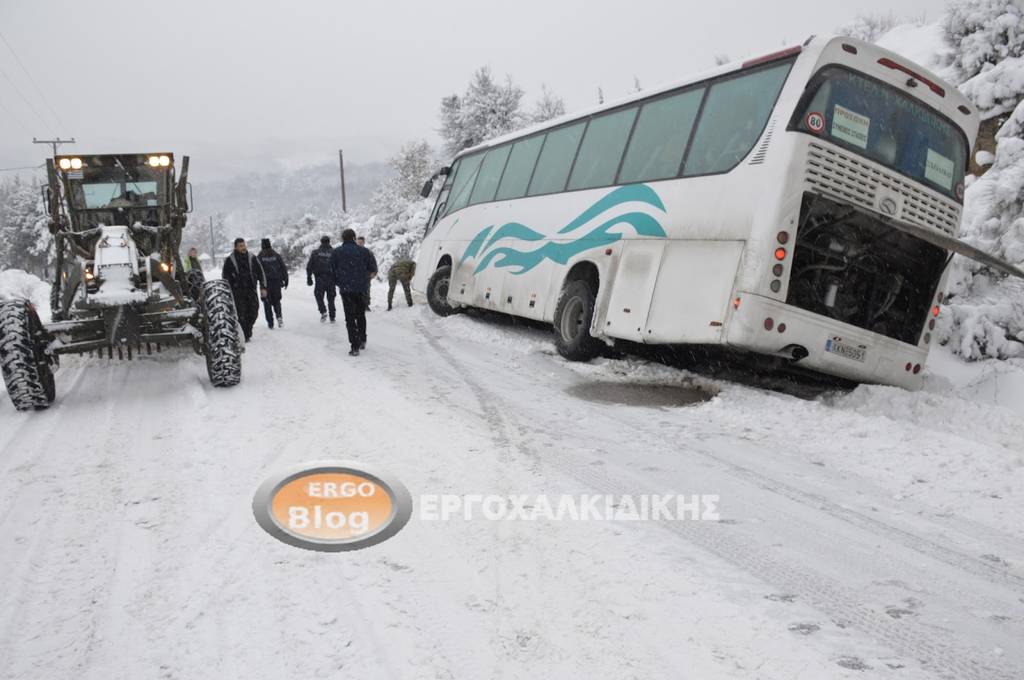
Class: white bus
413,35,1023,388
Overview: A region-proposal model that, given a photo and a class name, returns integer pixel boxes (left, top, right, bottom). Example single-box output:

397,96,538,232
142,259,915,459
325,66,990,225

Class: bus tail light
777,231,789,244
877,58,945,97
763,318,774,331
932,305,940,317
733,297,741,310
774,247,787,261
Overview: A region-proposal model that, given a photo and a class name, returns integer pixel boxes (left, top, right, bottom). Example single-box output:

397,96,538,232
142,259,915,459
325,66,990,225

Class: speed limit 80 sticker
253,461,412,552
805,111,826,133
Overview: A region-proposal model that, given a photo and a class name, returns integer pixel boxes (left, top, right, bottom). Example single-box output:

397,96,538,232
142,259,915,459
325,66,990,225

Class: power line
0,63,56,137
0,92,32,136
0,163,44,173
0,30,65,132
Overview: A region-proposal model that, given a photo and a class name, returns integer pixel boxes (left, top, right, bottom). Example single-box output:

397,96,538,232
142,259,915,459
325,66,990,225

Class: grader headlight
58,158,71,170
70,158,82,170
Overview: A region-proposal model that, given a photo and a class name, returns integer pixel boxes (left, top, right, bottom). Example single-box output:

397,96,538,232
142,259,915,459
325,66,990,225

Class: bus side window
527,122,586,197
495,135,545,200
426,160,459,233
444,152,486,216
683,62,792,176
618,87,704,184
568,106,638,191
469,144,513,205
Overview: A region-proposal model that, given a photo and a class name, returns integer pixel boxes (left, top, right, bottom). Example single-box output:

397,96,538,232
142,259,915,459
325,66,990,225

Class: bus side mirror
420,179,434,198
187,182,194,213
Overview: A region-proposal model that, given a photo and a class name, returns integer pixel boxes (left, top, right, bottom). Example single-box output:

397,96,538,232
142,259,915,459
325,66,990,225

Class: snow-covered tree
837,13,900,44
0,176,52,278
439,67,526,156
935,0,1024,359
531,85,566,124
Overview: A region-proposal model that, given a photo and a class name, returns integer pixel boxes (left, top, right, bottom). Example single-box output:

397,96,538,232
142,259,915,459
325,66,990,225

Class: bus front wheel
427,265,456,317
553,280,603,361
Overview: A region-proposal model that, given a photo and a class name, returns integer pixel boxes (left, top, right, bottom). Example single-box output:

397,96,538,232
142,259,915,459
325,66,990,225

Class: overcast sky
1,0,943,178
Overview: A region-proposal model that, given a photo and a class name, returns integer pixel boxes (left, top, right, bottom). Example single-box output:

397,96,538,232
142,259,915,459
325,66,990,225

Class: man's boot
320,313,328,323
277,316,284,328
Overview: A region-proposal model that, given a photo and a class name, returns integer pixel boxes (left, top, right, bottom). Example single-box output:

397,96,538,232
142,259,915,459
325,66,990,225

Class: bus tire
201,280,242,387
427,265,456,317
0,299,56,411
553,280,603,361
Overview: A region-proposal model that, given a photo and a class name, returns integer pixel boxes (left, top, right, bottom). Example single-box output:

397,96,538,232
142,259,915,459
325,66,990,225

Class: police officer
330,228,377,356
222,238,266,342
258,238,289,329
387,259,417,310
306,236,337,323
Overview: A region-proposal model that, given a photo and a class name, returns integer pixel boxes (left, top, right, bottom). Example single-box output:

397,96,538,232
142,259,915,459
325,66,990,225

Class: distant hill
190,160,390,232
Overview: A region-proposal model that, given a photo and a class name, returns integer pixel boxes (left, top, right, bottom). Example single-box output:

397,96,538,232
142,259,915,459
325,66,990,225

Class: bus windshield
794,66,967,201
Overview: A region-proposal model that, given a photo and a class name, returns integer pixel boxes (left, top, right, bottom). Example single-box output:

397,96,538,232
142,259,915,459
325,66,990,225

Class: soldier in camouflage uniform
387,259,417,310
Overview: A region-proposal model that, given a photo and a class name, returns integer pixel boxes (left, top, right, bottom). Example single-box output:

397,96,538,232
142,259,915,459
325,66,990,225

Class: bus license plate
825,338,866,363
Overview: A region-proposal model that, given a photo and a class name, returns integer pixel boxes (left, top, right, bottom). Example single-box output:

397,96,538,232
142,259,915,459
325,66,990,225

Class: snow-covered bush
944,99,1024,358
943,0,1024,85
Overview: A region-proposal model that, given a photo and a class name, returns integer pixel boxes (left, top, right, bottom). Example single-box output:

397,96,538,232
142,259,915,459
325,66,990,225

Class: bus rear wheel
553,280,603,361
427,265,456,317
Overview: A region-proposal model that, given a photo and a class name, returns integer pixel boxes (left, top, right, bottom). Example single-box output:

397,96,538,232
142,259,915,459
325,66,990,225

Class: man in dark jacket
257,238,289,329
387,259,417,310
306,235,336,323
222,238,266,341
330,228,377,356
357,235,373,311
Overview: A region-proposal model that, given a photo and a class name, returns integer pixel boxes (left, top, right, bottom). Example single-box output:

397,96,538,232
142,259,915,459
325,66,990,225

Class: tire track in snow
417,317,1020,680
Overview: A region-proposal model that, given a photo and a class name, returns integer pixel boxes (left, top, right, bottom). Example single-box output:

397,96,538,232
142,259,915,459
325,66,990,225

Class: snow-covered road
2,283,1023,679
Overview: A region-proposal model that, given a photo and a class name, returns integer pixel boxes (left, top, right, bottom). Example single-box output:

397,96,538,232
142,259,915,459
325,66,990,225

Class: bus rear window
794,67,967,201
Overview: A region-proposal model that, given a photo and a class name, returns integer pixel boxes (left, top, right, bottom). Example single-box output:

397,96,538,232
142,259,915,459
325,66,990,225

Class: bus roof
454,35,975,161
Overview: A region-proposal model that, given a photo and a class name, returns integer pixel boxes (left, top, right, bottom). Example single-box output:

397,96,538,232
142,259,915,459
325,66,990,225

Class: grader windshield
57,154,175,228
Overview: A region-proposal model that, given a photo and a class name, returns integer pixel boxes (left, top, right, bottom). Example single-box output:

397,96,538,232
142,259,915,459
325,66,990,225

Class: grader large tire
0,299,56,411
426,265,456,317
201,280,242,387
552,280,604,362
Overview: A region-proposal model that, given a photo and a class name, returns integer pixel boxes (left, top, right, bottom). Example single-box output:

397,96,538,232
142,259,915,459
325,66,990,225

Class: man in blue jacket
330,228,378,356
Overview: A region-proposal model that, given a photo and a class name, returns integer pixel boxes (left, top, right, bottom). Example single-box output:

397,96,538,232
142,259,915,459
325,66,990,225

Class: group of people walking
219,229,418,357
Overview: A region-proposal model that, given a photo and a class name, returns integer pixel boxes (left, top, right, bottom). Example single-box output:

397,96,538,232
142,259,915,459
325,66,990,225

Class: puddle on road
566,381,716,408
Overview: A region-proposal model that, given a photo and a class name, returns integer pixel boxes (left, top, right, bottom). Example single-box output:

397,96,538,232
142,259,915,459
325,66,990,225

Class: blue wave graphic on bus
461,184,668,275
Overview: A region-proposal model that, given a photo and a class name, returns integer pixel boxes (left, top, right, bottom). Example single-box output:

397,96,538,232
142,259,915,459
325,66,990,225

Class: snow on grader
0,153,243,411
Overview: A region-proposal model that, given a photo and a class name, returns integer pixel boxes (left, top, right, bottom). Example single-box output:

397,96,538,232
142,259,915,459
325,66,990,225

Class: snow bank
875,22,952,76
0,269,50,318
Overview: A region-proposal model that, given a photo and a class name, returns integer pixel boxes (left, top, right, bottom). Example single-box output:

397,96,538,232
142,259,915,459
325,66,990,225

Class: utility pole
209,216,216,263
338,149,348,213
33,137,75,157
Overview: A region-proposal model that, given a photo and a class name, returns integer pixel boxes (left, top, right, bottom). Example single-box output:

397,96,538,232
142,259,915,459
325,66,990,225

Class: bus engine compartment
785,193,948,345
